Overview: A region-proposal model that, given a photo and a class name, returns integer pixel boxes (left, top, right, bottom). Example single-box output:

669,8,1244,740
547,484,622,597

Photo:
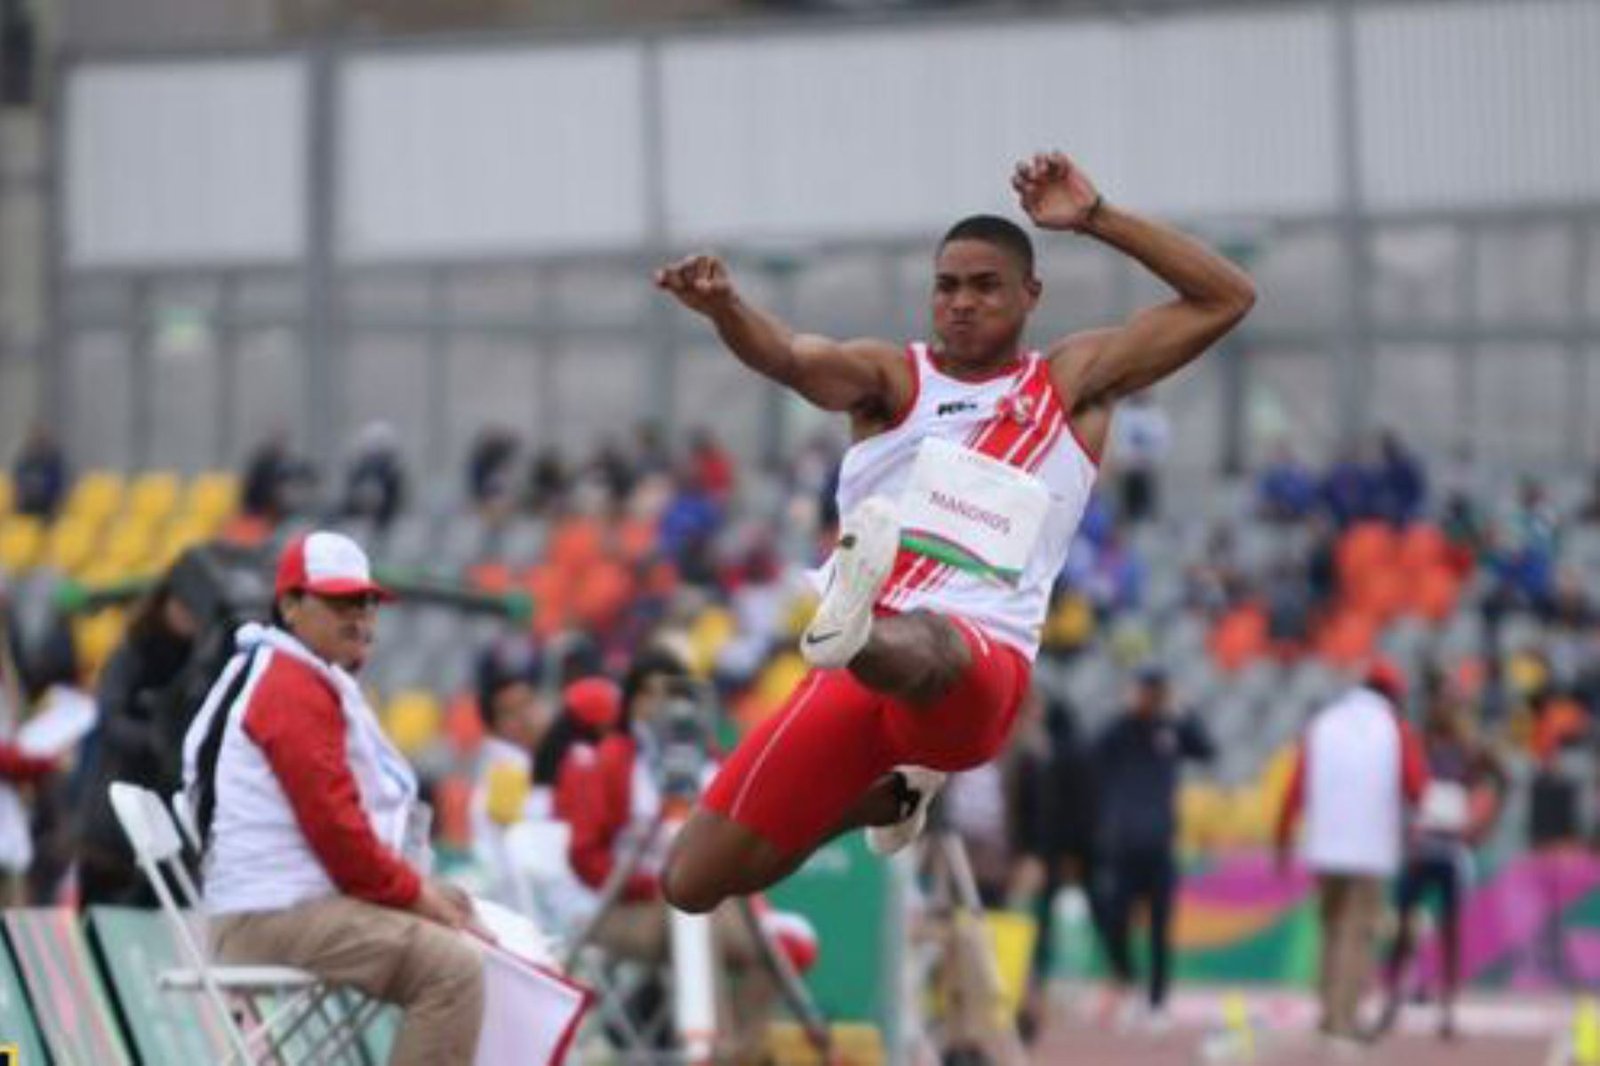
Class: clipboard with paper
899,437,1051,587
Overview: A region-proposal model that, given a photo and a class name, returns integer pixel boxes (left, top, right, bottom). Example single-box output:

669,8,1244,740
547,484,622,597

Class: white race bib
1417,781,1470,834
899,437,1050,587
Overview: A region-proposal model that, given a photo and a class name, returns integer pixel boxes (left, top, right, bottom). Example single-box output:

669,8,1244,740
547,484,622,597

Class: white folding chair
109,782,377,1065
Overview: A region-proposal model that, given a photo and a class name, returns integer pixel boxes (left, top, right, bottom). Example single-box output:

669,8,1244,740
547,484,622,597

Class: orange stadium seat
430,776,473,851
1335,520,1397,584
1210,603,1267,672
444,693,485,758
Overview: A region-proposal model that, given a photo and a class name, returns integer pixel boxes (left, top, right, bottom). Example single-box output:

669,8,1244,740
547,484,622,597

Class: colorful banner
4,908,132,1066
1054,850,1600,990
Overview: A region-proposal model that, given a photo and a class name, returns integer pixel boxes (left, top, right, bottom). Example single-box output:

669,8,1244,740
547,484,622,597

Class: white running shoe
800,496,901,670
866,766,947,856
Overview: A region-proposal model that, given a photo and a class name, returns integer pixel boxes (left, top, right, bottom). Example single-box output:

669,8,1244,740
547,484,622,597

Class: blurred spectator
1264,559,1314,651
1109,391,1170,525
241,430,316,526
659,465,723,587
537,662,789,1061
1255,442,1318,524
468,426,521,519
470,636,551,906
688,427,737,504
1373,430,1427,526
1091,665,1214,1031
631,421,673,480
11,423,68,518
1185,524,1247,618
0,601,64,905
1276,661,1426,1051
713,530,793,687
1375,675,1507,1039
1576,468,1600,526
525,446,570,516
1303,513,1339,615
1489,478,1561,614
340,421,406,532
590,435,638,508
73,561,204,905
946,761,1011,906
1320,445,1379,529
1524,685,1593,987
1003,688,1099,1042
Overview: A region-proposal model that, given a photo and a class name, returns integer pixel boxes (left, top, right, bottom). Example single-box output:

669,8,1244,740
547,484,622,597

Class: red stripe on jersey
880,356,1062,608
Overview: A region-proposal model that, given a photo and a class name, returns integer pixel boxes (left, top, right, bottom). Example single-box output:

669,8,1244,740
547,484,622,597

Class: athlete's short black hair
939,215,1035,278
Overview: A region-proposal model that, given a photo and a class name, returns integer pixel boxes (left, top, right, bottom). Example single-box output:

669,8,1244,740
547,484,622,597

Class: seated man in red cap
182,531,484,1066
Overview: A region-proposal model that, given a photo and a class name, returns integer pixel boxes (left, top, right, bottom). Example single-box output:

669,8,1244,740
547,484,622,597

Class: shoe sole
801,498,900,668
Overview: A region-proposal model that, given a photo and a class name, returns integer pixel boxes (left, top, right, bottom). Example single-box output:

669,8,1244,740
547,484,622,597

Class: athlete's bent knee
661,855,725,915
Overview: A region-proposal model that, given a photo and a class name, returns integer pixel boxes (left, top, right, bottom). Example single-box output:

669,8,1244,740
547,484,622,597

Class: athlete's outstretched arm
1014,152,1256,408
655,253,907,418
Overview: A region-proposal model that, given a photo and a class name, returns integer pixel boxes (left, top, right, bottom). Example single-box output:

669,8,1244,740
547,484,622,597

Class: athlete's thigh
882,615,1030,771
701,668,892,856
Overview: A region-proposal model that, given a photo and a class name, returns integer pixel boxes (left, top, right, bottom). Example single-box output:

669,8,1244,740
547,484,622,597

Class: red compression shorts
701,616,1030,856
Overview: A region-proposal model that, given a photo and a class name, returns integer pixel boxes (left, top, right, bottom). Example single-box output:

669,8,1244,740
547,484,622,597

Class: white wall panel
661,11,1334,243
1126,10,1336,217
67,59,305,266
341,47,646,260
1359,0,1600,209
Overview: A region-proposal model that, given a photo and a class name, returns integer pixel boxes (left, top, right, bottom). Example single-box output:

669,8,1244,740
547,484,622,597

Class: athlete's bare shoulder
829,338,915,440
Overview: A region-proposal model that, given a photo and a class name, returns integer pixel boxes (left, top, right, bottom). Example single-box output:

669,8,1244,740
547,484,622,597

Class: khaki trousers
1316,873,1383,1038
212,895,485,1066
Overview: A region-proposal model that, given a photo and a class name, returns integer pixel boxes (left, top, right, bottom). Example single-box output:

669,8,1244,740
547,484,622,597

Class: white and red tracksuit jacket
1276,684,1428,877
182,624,421,915
554,731,663,903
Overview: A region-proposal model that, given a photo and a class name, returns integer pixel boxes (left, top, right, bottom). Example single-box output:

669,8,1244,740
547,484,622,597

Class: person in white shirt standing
1276,659,1427,1050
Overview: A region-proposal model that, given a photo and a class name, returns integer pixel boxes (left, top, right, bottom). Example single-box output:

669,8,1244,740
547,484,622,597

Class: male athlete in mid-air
654,151,1255,914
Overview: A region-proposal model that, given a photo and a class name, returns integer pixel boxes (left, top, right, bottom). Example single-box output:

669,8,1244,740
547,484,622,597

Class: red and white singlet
819,342,1098,659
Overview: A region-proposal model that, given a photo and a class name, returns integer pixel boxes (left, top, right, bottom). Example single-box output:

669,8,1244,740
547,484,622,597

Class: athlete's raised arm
655,253,911,424
1014,152,1256,414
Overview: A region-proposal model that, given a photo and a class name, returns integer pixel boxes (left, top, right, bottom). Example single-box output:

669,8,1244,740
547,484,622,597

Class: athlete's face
931,239,1039,364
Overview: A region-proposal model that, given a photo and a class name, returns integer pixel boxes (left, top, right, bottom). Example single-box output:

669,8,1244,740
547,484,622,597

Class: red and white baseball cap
275,531,393,601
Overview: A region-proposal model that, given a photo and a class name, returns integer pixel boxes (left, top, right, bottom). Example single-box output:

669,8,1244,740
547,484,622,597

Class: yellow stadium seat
687,607,737,675
72,609,126,681
65,470,125,525
0,473,12,515
781,592,819,639
127,471,181,524
484,759,531,827
755,652,809,707
384,690,442,758
101,517,163,577
0,516,45,573
45,516,101,576
185,472,240,522
151,520,211,572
